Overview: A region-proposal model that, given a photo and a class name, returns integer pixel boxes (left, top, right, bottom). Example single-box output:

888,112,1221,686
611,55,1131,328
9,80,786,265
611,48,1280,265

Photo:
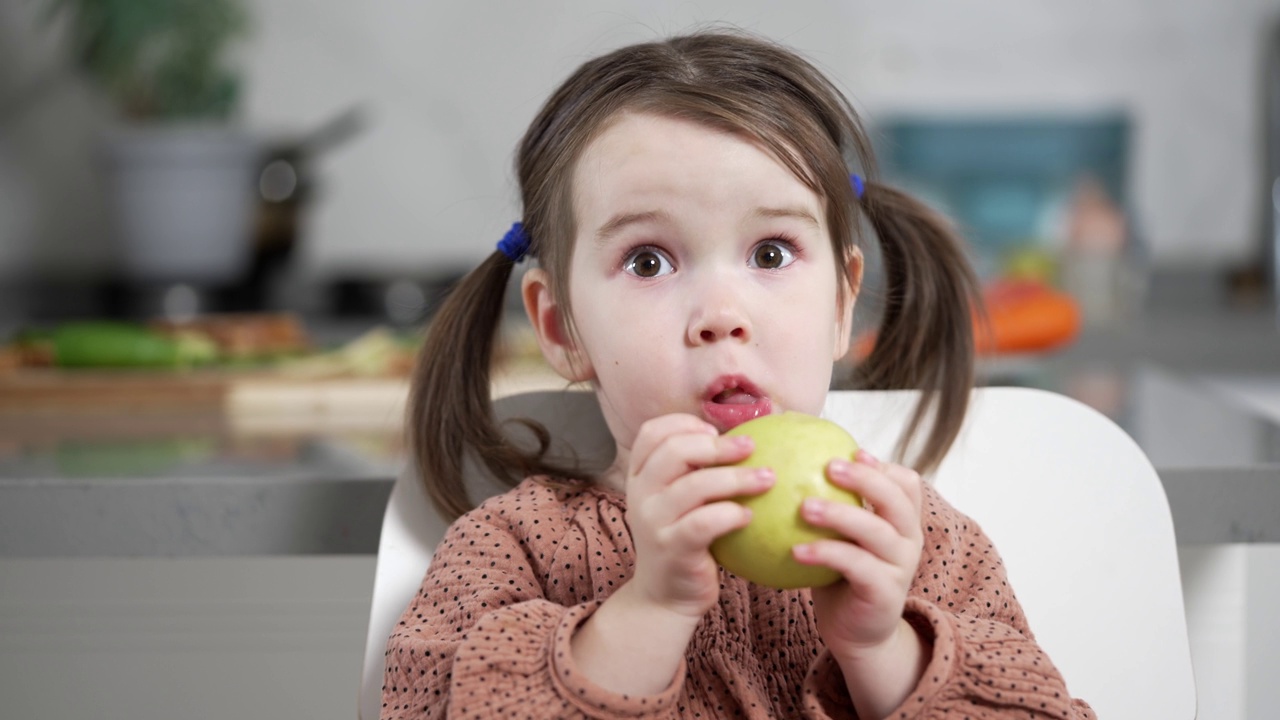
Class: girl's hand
797,449,925,662
569,413,770,696
623,413,774,621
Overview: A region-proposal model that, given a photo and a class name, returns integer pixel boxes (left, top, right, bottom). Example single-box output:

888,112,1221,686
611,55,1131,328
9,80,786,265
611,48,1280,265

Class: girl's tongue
714,388,757,404
704,387,772,430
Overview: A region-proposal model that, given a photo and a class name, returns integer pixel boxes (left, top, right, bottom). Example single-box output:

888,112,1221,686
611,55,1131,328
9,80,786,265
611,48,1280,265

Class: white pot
97,125,262,283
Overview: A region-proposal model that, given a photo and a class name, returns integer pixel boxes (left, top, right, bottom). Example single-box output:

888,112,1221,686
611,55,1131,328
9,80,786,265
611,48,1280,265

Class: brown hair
409,30,982,522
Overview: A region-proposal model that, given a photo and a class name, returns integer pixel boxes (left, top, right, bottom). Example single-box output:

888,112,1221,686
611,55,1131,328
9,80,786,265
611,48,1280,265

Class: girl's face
523,112,860,487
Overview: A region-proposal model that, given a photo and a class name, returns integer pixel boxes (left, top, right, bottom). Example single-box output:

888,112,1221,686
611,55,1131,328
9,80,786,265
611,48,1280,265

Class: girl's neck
597,458,628,494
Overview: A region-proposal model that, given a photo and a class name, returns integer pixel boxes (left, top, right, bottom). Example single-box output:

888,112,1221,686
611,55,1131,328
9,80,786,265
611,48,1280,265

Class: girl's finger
644,465,774,529
660,500,756,555
628,414,719,479
880,456,921,512
634,431,755,494
826,457,918,538
792,537,901,599
869,451,925,512
799,495,906,563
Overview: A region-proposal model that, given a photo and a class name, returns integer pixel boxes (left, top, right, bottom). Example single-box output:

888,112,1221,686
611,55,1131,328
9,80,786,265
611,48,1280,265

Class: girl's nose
688,283,752,345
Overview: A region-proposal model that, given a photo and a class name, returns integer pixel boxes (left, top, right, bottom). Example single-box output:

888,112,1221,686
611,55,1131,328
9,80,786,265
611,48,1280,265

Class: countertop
2,283,1279,556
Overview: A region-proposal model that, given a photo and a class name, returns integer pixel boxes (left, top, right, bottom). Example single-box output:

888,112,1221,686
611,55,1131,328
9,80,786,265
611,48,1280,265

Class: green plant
46,0,249,120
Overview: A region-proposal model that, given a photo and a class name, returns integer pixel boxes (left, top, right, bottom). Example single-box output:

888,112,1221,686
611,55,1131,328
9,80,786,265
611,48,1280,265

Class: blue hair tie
497,222,531,262
850,174,865,199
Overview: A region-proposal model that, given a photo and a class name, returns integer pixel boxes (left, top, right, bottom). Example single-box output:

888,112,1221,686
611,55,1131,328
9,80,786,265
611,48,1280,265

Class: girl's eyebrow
594,209,670,245
751,206,820,228
593,205,819,247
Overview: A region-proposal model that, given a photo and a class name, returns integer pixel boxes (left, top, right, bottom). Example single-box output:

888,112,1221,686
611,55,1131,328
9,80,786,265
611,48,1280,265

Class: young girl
386,30,1095,719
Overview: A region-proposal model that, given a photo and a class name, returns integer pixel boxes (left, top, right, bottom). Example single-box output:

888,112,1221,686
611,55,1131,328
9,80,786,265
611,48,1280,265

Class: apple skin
710,412,864,589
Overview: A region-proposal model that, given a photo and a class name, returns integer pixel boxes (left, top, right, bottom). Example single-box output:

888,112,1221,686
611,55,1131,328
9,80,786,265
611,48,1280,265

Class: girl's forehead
580,112,781,168
572,113,825,214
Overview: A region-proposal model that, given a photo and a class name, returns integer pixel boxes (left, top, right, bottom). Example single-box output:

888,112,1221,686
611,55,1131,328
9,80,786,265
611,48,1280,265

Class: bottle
1060,176,1130,329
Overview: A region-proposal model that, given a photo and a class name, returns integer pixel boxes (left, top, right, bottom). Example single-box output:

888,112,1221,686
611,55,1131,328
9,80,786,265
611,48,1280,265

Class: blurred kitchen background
0,0,1275,321
1,1,1279,719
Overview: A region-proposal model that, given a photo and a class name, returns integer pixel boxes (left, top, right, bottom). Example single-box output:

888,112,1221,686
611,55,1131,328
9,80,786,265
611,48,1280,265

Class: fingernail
829,458,854,476
802,497,825,519
755,467,775,485
856,448,879,466
734,435,755,449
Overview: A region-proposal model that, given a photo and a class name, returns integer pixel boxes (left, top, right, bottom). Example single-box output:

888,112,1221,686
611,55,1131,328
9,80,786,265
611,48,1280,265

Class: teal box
875,114,1131,276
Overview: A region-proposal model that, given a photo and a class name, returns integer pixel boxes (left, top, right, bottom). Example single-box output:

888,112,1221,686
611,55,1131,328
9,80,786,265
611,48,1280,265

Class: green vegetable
52,322,217,368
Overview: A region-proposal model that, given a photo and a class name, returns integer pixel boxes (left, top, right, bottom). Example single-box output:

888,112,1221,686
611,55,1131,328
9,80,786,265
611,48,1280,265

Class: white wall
2,0,1277,280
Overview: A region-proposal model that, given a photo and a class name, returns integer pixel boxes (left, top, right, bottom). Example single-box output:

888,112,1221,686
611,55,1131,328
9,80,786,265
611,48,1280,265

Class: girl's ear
833,247,864,361
521,268,595,382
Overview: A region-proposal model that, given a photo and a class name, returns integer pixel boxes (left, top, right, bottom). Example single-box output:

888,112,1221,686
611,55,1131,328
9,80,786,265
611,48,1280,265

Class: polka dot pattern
381,478,1096,719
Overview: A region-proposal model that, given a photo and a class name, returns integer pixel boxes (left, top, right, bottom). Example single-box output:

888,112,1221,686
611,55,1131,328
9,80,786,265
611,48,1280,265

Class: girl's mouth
702,376,773,431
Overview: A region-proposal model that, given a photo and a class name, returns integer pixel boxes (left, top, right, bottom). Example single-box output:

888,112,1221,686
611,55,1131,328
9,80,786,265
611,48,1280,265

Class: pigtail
855,180,984,474
407,251,573,522
407,252,512,521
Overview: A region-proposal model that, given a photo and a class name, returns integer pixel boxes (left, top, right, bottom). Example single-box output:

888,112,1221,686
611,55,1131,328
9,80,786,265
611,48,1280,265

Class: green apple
710,412,864,589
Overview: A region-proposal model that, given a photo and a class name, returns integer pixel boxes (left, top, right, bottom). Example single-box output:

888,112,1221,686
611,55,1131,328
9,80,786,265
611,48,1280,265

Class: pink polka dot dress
381,478,1096,719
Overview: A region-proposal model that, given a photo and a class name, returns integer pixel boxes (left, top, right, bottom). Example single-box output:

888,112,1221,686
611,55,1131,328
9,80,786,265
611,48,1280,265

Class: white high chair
358,388,1195,719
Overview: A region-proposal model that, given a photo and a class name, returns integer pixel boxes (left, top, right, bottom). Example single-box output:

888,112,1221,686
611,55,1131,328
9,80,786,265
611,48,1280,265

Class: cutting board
0,367,407,415
0,362,570,420
0,368,239,411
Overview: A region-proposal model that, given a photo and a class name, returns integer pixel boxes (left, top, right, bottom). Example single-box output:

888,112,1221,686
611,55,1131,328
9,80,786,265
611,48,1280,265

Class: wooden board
0,362,569,419
0,368,240,412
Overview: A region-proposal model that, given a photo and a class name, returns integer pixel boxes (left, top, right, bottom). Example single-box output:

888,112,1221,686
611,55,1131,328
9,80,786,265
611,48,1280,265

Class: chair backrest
359,387,1195,720
358,390,615,720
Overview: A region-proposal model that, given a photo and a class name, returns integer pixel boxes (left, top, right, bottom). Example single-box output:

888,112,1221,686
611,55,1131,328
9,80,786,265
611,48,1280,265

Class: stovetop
0,273,471,335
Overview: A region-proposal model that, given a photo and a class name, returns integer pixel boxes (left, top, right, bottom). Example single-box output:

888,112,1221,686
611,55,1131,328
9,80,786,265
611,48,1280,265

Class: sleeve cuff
549,601,687,718
803,597,958,720
884,597,960,716
802,651,857,720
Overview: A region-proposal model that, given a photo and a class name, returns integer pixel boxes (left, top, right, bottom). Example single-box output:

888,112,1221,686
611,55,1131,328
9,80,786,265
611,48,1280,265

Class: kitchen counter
2,296,1278,556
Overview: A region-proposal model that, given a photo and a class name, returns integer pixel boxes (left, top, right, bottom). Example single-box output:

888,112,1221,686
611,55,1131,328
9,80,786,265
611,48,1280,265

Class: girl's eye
624,248,674,278
750,240,796,270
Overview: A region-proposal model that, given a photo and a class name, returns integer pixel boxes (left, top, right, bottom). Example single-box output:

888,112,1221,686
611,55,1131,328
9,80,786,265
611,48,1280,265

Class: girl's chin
702,399,774,432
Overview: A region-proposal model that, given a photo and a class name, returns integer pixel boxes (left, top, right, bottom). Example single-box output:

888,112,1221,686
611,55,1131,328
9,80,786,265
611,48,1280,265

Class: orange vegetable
853,279,1082,360
975,279,1081,355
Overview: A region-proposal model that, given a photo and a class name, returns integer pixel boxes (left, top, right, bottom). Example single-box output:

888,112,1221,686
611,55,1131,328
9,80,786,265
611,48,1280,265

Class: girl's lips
703,397,773,431
702,375,773,431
